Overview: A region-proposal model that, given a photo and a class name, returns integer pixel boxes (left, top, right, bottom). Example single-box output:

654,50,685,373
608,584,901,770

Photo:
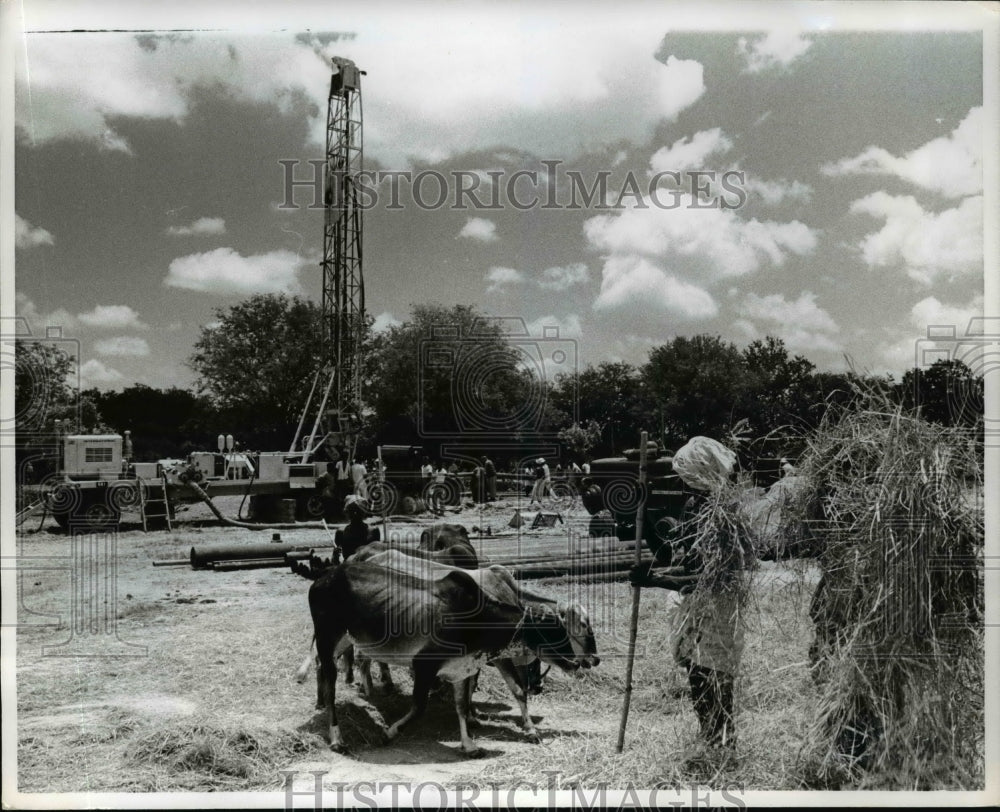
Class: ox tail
295,635,316,683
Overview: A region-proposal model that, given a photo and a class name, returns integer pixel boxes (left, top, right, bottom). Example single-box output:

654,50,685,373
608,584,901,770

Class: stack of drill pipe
493,546,656,579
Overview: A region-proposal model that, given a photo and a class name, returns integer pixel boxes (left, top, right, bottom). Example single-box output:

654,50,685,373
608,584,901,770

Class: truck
580,442,793,556
32,432,331,531
580,443,690,553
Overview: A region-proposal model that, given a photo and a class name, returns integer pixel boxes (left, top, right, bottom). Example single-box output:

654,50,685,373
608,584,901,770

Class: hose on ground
183,480,328,531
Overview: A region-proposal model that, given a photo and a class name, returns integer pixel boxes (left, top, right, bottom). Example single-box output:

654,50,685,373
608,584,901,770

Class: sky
7,1,998,393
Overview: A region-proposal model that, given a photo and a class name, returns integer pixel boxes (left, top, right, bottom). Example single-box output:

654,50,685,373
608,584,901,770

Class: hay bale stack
781,402,984,786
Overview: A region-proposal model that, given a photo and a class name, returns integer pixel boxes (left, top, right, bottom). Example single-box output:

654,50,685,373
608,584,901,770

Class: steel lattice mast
322,57,365,441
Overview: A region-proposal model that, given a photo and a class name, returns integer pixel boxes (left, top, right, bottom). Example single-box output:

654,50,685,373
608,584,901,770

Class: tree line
15,294,984,471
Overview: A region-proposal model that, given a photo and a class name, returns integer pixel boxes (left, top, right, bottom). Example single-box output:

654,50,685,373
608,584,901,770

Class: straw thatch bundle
778,399,984,787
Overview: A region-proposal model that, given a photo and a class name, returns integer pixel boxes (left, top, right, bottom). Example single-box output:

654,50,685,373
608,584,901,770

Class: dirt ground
14,494,836,795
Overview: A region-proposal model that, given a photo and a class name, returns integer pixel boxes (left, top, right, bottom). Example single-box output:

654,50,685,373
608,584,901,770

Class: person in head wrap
335,494,381,560
630,436,742,753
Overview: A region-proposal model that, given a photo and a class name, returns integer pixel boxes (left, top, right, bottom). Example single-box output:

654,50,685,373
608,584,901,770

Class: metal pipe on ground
284,548,338,561
190,542,331,568
210,558,288,571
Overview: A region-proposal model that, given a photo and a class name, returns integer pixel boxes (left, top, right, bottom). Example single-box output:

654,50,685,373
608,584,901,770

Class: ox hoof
525,730,542,744
461,744,486,759
315,701,325,710
329,741,349,755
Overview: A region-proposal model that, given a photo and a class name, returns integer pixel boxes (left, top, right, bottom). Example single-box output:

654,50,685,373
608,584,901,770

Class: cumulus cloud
166,216,227,236
584,194,817,280
485,266,525,294
164,247,306,295
15,213,55,248
743,177,812,205
877,293,985,373
15,292,78,333
649,128,732,174
821,107,983,199
593,256,718,321
17,13,706,164
524,313,583,339
458,217,498,242
15,32,328,153
93,336,151,357
371,311,401,333
538,263,589,291
910,295,984,336
849,192,982,284
80,358,125,389
738,291,842,353
737,30,813,73
77,304,148,330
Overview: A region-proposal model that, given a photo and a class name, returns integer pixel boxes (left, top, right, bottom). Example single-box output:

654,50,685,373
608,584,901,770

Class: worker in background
529,457,550,505
421,456,434,481
335,494,381,559
568,459,582,493
335,452,351,505
315,463,339,521
629,436,744,758
581,459,591,476
482,455,497,502
350,458,368,500
470,460,484,504
429,462,448,515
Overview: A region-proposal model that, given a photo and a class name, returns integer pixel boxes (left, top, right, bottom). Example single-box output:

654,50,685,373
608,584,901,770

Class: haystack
779,399,984,787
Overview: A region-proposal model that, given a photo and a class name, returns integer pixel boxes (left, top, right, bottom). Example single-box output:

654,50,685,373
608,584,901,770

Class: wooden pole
616,430,648,753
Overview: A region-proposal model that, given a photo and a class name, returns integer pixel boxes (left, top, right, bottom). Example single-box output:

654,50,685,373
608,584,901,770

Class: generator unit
62,434,124,479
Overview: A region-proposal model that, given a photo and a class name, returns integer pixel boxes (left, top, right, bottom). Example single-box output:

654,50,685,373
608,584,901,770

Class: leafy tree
14,340,107,478
897,359,983,428
550,362,652,455
643,335,747,447
557,419,604,461
188,294,327,449
364,303,538,454
739,337,817,439
90,384,220,460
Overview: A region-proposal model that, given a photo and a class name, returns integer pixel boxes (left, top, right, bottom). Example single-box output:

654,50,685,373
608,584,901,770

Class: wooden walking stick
616,430,649,753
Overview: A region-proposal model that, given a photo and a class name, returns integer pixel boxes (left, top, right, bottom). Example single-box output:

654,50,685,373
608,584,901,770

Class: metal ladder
140,477,172,532
16,498,46,527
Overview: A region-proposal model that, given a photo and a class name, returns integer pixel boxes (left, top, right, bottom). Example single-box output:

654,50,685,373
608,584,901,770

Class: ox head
521,601,600,672
419,522,470,552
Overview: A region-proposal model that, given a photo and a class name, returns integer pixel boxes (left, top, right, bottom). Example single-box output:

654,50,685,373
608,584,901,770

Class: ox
308,548,597,755
418,522,478,568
